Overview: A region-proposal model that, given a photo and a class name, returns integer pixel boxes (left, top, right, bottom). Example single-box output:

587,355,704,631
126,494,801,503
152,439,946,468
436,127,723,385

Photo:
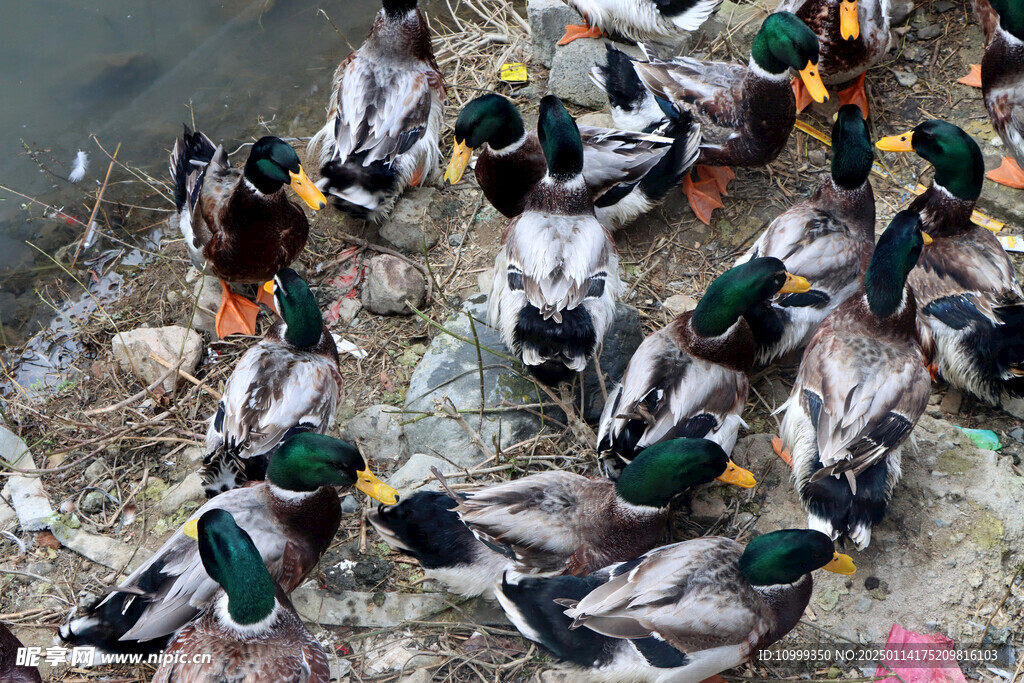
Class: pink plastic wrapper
874,624,968,683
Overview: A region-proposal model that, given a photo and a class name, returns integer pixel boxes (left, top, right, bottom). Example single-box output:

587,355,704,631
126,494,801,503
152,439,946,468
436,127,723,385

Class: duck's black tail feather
366,491,478,569
637,111,699,200
169,125,216,213
319,152,399,220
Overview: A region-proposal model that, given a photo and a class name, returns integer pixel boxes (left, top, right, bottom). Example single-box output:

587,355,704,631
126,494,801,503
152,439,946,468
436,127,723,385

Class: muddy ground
1,0,1022,681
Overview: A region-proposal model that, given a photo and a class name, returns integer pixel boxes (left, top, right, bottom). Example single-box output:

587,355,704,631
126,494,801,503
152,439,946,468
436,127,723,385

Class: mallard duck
960,0,999,87
622,12,828,223
59,434,397,655
488,96,622,384
151,509,329,683
367,438,755,598
0,625,41,683
979,0,1024,188
776,0,892,117
309,0,445,222
170,128,326,339
554,0,722,45
735,105,875,366
444,93,700,230
597,258,810,460
495,529,855,682
202,268,343,497
876,120,1024,407
777,211,931,550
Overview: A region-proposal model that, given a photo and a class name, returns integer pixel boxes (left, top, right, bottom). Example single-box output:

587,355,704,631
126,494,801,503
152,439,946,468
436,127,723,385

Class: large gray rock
379,187,442,253
528,0,582,67
343,404,409,462
191,274,222,336
549,38,614,109
387,453,461,495
1,426,53,532
581,302,644,423
361,255,427,315
160,472,205,516
111,325,203,392
403,294,548,468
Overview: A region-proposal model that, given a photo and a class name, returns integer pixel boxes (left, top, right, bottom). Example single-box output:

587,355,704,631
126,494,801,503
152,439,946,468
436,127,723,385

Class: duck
443,93,700,230
308,0,445,222
735,104,876,367
597,257,811,461
151,509,329,683
169,128,327,338
979,0,1024,188
494,529,855,683
488,95,622,384
876,120,1024,407
0,624,41,683
367,437,756,598
202,268,343,497
59,433,397,655
554,0,722,46
960,0,1000,87
776,211,932,550
605,12,828,223
776,0,892,117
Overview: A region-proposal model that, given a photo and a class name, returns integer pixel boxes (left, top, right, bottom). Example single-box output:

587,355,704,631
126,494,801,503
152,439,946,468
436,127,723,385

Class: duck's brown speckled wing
631,56,747,151
563,537,769,653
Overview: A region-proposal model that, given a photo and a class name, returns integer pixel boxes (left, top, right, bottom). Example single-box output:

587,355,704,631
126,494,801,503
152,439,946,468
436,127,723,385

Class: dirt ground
1,0,1022,681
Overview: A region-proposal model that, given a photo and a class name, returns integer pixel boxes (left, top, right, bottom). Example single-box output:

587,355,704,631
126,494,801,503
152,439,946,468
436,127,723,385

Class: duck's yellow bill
716,460,757,488
356,469,400,505
289,166,328,210
840,0,860,40
263,280,276,295
182,518,199,541
779,272,812,294
922,231,933,245
444,140,473,186
876,132,914,153
799,61,829,103
823,551,857,575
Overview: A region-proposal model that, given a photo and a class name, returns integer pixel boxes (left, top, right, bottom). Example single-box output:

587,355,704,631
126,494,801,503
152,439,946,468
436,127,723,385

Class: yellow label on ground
499,62,528,83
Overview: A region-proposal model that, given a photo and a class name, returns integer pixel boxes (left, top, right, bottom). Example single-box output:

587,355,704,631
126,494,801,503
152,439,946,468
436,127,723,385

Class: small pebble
448,233,463,247
808,148,827,167
341,495,359,515
856,597,873,613
1008,427,1023,443
916,24,942,39
932,0,954,11
894,70,919,87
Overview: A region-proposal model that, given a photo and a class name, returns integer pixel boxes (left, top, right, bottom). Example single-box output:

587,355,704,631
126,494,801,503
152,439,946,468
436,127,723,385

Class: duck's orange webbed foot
215,280,261,338
837,72,869,119
557,23,604,45
791,76,816,113
682,172,724,225
697,165,735,197
772,436,793,467
958,63,983,88
986,156,1024,189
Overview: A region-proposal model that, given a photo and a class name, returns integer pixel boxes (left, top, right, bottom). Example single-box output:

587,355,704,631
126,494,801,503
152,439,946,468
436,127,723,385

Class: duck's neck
907,184,975,238
213,591,281,639
682,315,755,373
753,574,813,645
524,172,594,216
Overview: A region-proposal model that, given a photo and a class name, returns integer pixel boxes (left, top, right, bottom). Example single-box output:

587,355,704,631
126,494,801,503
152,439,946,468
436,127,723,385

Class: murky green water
0,0,387,392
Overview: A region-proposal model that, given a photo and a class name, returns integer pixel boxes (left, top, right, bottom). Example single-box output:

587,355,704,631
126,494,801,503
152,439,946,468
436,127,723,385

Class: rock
663,294,697,317
580,302,644,423
291,588,451,628
403,295,548,468
0,485,15,529
160,472,205,515
688,487,729,523
808,148,827,167
401,669,434,683
527,0,582,67
191,275,222,336
448,233,462,247
379,187,441,253
387,453,460,494
1,427,53,532
111,325,203,392
81,491,107,513
333,297,363,327
49,520,152,572
577,111,616,128
916,23,942,39
84,459,106,483
939,388,962,415
932,0,954,11
889,0,915,24
698,0,767,43
344,404,409,463
340,495,359,514
893,70,918,87
362,255,427,316
977,179,1024,227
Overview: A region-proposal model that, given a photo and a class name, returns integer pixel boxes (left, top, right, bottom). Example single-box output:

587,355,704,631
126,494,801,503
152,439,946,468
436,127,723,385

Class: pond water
0,0,387,391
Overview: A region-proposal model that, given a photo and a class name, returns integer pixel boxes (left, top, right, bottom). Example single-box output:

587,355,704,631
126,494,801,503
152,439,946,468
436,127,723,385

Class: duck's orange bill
356,469,400,505
779,272,812,294
840,0,860,40
289,165,327,210
444,140,473,185
876,131,914,153
799,62,829,103
716,460,757,488
823,551,857,575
